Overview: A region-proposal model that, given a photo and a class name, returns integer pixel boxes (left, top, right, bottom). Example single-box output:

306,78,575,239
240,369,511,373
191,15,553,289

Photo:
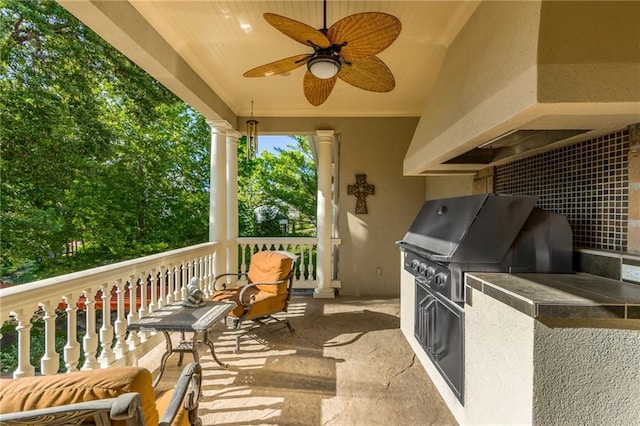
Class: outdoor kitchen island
400,269,640,425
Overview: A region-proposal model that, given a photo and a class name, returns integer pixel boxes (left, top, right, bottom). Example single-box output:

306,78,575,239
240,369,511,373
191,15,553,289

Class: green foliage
0,0,317,281
237,135,317,237
0,0,210,281
0,314,77,373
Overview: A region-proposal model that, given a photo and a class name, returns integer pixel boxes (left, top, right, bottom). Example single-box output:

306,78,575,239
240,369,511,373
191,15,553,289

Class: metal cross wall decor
347,174,375,214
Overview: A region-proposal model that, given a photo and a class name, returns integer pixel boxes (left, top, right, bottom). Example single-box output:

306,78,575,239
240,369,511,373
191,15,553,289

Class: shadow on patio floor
155,296,457,426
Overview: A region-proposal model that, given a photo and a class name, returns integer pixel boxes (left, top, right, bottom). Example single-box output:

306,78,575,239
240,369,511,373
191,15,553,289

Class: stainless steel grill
397,193,573,404
397,193,573,302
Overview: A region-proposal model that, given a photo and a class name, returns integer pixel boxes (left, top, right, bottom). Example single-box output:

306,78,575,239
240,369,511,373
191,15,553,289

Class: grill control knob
434,273,447,288
426,267,436,280
410,259,420,271
418,263,428,276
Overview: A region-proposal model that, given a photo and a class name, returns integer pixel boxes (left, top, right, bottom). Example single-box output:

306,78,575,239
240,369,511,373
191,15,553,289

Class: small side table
128,300,236,386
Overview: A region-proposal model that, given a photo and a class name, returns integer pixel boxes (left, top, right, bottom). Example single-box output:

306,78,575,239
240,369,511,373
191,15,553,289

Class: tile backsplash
494,129,629,253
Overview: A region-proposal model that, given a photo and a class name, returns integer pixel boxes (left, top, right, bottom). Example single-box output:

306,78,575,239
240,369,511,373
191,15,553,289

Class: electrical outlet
621,264,640,284
376,267,382,276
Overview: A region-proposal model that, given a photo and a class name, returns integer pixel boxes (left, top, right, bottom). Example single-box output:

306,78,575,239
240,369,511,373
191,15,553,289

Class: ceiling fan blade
264,13,330,48
303,71,337,106
327,13,401,61
338,56,395,92
243,54,310,77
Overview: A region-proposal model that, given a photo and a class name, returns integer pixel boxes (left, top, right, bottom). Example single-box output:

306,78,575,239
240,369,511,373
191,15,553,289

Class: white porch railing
0,237,341,379
236,237,341,289
0,242,220,379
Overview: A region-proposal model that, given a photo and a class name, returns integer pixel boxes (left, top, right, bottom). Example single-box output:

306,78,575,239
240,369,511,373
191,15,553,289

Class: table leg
153,331,174,387
205,331,228,368
178,330,185,367
191,332,200,363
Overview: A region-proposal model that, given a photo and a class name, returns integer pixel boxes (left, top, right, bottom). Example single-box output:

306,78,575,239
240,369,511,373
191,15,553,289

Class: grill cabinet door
415,279,464,404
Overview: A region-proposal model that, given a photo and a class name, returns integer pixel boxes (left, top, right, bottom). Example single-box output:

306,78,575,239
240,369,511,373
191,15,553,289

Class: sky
258,135,295,155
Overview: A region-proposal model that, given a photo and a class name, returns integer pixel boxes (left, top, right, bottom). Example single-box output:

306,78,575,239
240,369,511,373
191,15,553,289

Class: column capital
206,119,233,133
226,130,241,141
316,129,335,142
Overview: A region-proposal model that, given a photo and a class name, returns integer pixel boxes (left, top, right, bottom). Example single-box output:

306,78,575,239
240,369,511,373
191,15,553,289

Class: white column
207,120,231,278
226,130,240,283
314,130,335,298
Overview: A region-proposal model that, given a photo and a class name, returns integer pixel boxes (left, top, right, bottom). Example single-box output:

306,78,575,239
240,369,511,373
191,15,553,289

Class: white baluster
113,279,128,357
203,254,211,296
184,260,190,285
40,301,59,375
81,289,99,370
126,279,140,350
211,253,218,291
98,283,115,367
300,244,308,280
293,244,301,285
158,267,166,308
63,294,80,372
205,255,213,295
148,269,157,313
138,275,148,319
180,262,187,300
240,244,247,275
310,244,317,281
13,308,35,378
214,251,220,283
168,264,176,304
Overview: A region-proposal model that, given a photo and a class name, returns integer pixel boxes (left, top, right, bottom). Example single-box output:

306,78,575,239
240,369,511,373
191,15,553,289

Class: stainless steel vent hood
444,129,592,165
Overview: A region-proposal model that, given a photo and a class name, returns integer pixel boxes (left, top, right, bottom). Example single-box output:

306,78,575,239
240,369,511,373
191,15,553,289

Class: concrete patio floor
154,295,457,426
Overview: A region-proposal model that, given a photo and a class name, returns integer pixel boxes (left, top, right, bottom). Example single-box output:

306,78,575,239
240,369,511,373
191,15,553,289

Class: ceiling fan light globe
308,56,341,79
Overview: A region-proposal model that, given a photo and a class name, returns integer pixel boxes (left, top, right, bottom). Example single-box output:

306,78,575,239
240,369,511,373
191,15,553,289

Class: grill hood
398,193,573,302
399,194,537,263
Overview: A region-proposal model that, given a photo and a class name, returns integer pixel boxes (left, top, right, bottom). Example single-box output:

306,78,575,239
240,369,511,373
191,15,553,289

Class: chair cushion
245,291,289,320
247,251,293,294
212,287,288,320
212,286,260,317
0,367,159,426
155,388,189,426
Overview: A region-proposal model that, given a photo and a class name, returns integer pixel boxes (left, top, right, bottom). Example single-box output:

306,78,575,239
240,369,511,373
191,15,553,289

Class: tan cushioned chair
0,362,201,426
212,250,297,351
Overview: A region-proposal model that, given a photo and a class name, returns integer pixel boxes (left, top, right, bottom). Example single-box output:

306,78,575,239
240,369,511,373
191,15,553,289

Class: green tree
0,0,210,281
1,0,113,270
238,136,317,237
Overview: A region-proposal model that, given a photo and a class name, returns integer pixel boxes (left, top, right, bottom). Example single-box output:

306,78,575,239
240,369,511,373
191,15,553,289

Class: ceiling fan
243,0,401,106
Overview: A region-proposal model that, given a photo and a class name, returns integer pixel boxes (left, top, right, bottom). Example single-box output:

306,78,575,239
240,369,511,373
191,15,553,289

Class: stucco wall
532,323,640,424
424,175,473,200
537,1,640,103
465,287,535,425
253,116,424,296
404,1,640,175
404,1,541,174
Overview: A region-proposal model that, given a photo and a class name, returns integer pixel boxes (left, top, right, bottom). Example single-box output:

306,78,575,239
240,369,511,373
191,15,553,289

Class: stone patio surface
154,295,457,426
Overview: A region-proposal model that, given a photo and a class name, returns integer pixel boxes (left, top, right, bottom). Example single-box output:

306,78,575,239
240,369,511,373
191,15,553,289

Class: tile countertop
465,272,640,329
